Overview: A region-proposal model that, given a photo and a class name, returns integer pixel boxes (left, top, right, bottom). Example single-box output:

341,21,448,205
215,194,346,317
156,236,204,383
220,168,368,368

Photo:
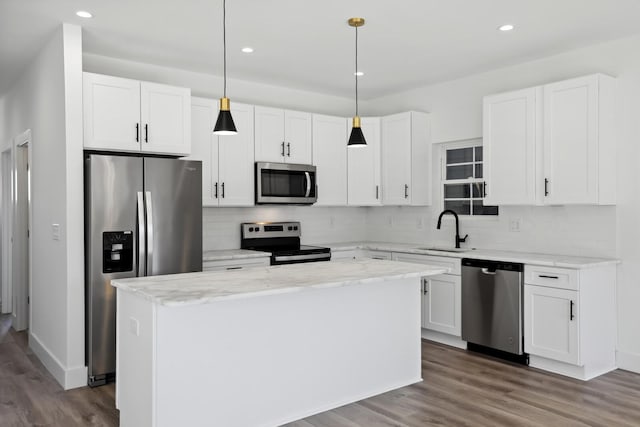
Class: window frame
439,139,498,220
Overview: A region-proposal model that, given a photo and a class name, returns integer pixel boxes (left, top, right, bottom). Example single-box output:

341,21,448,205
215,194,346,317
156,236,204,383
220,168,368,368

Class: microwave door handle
136,191,145,277
145,191,154,275
304,172,311,197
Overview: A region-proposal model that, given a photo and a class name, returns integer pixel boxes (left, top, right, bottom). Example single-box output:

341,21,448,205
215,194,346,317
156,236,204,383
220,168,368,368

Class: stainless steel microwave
255,162,317,205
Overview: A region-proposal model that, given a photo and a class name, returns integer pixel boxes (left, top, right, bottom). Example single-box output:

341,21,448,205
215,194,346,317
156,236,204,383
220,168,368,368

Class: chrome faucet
436,210,468,249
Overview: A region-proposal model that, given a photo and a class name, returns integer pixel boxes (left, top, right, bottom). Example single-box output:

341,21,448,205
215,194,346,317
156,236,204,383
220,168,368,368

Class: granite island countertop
111,258,448,307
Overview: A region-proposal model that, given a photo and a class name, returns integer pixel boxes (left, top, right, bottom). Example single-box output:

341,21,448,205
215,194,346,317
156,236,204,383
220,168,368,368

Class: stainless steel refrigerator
84,153,202,387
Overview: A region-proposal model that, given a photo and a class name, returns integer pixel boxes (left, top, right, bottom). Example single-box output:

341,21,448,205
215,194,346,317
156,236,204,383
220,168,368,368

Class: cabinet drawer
203,257,270,272
525,265,578,290
391,252,460,275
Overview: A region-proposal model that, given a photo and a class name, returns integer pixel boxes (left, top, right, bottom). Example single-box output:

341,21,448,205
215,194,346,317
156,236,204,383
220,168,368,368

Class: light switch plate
52,224,60,240
129,317,140,336
509,218,522,232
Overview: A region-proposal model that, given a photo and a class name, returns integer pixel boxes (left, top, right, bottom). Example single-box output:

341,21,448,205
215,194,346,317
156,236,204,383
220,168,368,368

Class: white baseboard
617,350,640,374
29,332,88,390
421,329,467,349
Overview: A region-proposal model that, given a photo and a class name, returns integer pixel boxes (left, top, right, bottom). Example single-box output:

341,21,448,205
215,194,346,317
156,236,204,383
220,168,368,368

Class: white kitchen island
111,258,448,427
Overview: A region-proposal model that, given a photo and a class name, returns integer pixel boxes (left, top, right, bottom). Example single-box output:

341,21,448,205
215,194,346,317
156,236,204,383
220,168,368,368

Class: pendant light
347,17,366,146
213,0,237,135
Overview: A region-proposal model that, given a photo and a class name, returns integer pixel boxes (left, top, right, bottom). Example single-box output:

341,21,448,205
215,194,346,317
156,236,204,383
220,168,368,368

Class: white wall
83,53,357,117
203,206,367,251
365,34,640,372
0,24,86,389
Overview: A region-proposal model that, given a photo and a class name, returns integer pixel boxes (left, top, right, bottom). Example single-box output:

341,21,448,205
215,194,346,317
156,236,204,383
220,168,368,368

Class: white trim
29,331,88,390
421,329,467,349
617,350,640,374
0,148,12,314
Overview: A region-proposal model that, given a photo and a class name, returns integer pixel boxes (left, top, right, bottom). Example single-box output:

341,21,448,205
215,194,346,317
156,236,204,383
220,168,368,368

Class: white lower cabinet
524,285,579,365
421,274,461,336
523,264,616,380
391,252,464,348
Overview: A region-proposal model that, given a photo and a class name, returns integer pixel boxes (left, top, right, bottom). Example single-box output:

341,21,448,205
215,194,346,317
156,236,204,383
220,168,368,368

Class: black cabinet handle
136,123,139,142
484,181,488,197
281,142,285,157
376,185,379,200
539,275,559,279
221,182,225,198
423,279,428,295
226,266,242,270
287,142,291,157
544,178,549,196
570,300,575,321
144,124,148,142
404,184,409,199
214,182,218,199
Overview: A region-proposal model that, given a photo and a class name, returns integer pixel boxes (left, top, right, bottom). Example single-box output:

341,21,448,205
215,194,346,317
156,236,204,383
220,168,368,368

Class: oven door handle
274,253,329,263
304,172,311,197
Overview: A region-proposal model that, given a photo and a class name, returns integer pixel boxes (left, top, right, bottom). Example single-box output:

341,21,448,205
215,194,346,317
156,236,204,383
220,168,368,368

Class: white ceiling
2,0,640,99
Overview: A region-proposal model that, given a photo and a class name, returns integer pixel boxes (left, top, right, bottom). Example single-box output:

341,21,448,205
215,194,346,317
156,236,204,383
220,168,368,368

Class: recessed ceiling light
498,24,514,32
76,11,93,18
354,71,364,76
241,47,254,53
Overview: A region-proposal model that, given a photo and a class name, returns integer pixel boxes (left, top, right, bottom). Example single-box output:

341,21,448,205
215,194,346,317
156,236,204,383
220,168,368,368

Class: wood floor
1,314,639,427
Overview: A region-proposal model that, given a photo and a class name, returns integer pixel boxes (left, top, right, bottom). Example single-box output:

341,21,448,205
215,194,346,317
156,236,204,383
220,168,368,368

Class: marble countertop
325,242,619,269
203,249,271,262
111,258,448,306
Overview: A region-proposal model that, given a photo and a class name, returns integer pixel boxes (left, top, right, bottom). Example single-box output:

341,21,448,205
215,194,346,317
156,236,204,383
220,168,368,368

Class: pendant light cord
355,25,359,117
223,0,227,98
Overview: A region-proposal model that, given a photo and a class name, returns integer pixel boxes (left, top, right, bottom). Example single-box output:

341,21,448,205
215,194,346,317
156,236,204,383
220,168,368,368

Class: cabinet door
524,285,580,365
382,112,412,205
218,103,255,206
140,82,191,155
83,73,141,152
187,98,218,206
422,274,461,336
543,75,598,204
285,110,312,164
483,87,541,205
254,106,285,162
312,114,347,205
348,117,382,206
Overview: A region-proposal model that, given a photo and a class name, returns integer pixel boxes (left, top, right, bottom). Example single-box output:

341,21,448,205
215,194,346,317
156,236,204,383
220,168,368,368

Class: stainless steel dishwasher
461,258,528,364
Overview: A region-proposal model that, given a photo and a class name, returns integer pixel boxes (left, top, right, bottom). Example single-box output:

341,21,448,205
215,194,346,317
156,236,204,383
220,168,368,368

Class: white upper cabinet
483,74,615,206
254,106,312,164
483,87,542,205
348,117,382,206
140,82,191,155
83,72,191,156
312,114,347,206
543,74,615,205
217,102,255,206
187,98,254,207
381,111,431,206
188,97,217,205
83,73,141,152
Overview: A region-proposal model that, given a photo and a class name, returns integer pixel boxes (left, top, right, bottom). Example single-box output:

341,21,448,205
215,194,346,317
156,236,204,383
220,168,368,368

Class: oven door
256,162,317,204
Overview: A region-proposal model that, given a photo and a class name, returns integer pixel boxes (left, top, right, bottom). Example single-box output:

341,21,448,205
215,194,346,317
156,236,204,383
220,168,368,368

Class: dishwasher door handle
481,268,497,275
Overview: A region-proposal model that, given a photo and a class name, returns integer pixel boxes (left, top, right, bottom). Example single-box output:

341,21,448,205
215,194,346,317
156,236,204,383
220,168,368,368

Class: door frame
1,147,12,315
12,129,31,331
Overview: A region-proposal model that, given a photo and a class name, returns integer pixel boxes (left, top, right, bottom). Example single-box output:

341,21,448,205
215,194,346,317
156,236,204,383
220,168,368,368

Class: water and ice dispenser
103,231,133,273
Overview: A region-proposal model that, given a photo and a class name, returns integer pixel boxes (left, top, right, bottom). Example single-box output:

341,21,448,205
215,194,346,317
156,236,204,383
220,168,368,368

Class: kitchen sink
418,247,470,253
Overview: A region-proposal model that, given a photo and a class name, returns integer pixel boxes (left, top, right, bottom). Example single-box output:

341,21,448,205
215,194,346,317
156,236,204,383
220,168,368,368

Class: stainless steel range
240,222,331,265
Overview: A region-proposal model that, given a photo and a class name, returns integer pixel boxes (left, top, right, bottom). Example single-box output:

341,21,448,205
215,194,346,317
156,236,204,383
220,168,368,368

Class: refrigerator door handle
136,191,145,277
145,191,154,275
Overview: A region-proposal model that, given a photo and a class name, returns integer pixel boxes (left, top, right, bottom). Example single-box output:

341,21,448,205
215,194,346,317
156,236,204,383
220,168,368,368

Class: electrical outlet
509,218,522,232
329,216,335,228
417,217,424,229
387,216,393,227
52,223,60,240
129,317,140,336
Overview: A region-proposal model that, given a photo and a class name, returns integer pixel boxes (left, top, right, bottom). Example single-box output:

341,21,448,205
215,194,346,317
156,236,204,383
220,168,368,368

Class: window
441,141,498,216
